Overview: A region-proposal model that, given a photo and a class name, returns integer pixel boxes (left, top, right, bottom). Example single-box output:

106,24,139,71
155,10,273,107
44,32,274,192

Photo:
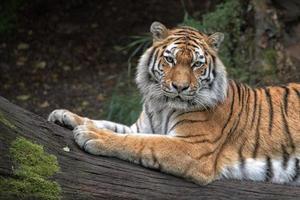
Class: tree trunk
0,96,299,200
250,0,300,84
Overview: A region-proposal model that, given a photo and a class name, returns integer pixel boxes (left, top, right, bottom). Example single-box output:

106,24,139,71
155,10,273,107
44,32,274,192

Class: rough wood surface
0,96,299,199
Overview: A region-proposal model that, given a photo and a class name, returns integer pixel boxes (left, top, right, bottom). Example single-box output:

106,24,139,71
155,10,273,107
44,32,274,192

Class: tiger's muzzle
162,82,196,101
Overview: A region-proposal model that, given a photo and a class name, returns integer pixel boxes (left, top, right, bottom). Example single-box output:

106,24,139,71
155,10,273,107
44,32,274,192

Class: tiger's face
136,22,228,110
160,40,210,101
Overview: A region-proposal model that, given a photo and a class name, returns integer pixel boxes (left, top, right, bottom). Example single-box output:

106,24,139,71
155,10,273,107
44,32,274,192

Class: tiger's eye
193,61,203,68
165,56,174,64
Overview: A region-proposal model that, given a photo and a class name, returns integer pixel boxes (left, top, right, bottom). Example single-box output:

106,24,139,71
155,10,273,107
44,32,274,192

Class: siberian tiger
48,22,300,185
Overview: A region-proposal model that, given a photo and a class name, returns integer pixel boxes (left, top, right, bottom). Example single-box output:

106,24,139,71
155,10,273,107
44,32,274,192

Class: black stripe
293,88,300,99
238,139,247,171
151,49,159,67
122,126,126,134
173,30,191,34
157,59,164,71
186,138,213,144
210,81,236,143
164,109,176,134
180,27,200,33
263,87,274,135
173,41,185,45
282,86,290,116
175,110,205,119
265,156,273,182
137,145,145,165
169,119,209,133
236,82,242,105
173,31,198,37
292,158,300,181
244,86,251,122
227,83,245,138
145,104,155,133
150,147,160,170
187,43,200,49
189,34,203,40
240,84,246,116
253,96,262,159
82,138,92,151
150,49,159,79
280,104,295,152
281,144,290,169
172,37,186,43
172,33,188,37
147,47,156,66
233,84,247,140
250,89,257,128
114,125,118,133
212,69,216,78
176,133,208,138
136,120,140,133
187,37,201,47
211,54,216,64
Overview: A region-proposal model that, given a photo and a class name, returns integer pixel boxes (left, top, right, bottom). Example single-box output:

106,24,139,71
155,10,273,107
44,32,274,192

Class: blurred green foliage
102,76,142,125
115,34,152,77
0,0,24,33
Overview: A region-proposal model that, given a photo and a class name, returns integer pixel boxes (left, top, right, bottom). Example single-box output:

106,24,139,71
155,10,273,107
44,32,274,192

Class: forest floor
0,1,209,120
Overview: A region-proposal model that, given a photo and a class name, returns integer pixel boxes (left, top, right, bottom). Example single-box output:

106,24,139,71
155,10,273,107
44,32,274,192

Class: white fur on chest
141,102,179,135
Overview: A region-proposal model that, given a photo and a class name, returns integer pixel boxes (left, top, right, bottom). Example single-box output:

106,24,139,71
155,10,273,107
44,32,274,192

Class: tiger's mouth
162,89,195,101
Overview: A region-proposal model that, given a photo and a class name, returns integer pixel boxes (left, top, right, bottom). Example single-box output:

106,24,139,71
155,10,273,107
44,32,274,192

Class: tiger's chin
163,94,206,111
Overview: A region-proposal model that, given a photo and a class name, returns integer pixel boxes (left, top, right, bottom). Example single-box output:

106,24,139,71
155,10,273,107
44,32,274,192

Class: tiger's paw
48,109,84,130
73,125,113,155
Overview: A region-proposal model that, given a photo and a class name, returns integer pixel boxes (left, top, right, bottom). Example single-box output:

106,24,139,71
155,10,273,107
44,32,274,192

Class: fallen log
0,96,299,200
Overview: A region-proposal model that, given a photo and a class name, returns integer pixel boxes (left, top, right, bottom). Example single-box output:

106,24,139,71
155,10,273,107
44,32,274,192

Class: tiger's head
136,22,228,110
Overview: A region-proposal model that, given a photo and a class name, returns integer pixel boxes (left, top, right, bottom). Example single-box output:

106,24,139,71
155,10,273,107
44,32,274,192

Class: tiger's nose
171,82,190,93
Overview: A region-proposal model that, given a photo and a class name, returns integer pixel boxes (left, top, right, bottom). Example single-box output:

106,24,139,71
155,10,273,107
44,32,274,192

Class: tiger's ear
208,32,224,51
150,21,169,42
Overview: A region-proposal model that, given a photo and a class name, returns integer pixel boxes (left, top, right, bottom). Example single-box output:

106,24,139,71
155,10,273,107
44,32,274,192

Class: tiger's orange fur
174,81,300,182
48,22,300,185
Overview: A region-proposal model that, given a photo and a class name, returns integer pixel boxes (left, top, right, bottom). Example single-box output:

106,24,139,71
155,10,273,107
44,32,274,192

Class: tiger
48,22,300,185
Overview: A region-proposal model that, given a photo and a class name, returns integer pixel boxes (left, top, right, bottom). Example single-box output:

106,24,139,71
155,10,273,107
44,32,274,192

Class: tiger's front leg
73,123,215,185
48,109,135,134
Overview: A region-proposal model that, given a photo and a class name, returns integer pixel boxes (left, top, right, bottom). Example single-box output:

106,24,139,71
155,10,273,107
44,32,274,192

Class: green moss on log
0,137,61,200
